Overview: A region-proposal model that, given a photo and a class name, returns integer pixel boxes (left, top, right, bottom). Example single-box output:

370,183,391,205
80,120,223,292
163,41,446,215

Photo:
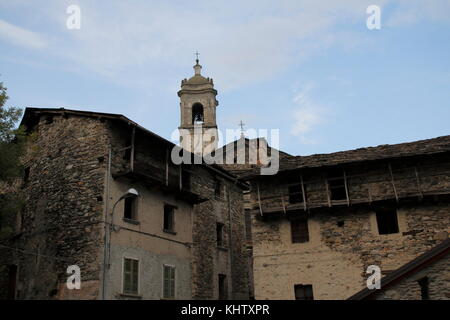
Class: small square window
376,208,399,235
294,284,314,300
218,274,227,300
291,218,309,243
327,169,347,201
124,197,137,220
163,204,175,232
216,222,225,247
288,184,303,204
418,277,429,300
7,264,18,300
123,258,139,295
214,180,222,198
181,169,191,190
23,167,30,182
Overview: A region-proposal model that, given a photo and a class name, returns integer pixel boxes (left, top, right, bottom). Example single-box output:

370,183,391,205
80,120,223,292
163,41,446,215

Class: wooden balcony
112,152,207,204
251,164,450,216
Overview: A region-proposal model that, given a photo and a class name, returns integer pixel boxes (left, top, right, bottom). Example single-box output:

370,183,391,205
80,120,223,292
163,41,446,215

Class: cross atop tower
239,120,246,138
195,51,200,64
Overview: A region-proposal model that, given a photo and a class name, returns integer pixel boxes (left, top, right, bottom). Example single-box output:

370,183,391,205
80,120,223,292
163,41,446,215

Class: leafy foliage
0,80,25,237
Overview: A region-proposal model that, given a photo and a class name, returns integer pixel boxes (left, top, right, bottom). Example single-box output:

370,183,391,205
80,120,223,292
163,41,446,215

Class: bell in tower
178,55,219,155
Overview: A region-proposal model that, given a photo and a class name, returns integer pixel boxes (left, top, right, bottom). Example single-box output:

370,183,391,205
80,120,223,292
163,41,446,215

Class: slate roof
241,135,450,179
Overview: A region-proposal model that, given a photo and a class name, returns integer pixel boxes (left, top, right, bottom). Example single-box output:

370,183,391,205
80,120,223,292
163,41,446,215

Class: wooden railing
251,163,450,215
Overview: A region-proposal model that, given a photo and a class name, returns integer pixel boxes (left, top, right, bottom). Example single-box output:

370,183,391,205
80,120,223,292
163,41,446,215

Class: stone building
0,61,250,300
349,238,450,300
238,135,450,300
178,58,219,156
0,59,449,301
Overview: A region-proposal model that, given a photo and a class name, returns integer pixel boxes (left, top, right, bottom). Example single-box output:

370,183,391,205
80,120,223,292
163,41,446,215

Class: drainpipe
101,147,112,300
227,188,234,299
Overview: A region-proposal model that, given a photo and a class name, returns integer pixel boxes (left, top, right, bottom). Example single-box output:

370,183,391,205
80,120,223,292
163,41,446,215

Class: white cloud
2,0,450,92
0,0,383,90
290,82,328,144
0,19,46,49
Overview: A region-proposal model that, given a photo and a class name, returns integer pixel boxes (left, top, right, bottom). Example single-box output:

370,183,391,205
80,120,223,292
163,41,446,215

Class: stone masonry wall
373,252,450,300
249,152,450,299
0,114,110,299
190,167,249,299
251,200,449,299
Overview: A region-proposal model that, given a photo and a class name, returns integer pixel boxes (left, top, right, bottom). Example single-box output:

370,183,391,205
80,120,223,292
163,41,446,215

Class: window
181,169,191,190
216,222,225,247
123,258,139,295
163,265,176,299
23,167,30,183
163,204,175,232
123,197,137,220
214,180,222,198
418,277,429,300
327,168,347,201
288,184,303,204
294,284,314,300
291,218,309,243
7,265,18,300
376,208,399,235
192,103,204,124
218,274,227,300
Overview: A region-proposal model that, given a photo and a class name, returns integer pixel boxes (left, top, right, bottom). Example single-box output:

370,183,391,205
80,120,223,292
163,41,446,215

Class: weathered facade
240,136,450,299
349,238,450,300
0,107,249,300
178,59,219,155
1,59,448,301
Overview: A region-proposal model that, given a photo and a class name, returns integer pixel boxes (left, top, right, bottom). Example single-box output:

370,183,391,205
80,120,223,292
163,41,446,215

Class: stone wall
190,167,249,299
373,252,450,300
251,200,449,299
253,203,450,299
0,113,110,299
249,151,450,300
0,109,250,300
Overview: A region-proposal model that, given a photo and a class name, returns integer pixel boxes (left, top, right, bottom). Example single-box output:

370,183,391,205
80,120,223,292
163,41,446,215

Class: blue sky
1,0,449,156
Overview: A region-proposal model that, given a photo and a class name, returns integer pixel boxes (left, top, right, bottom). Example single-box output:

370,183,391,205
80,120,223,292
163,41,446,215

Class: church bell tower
178,57,218,155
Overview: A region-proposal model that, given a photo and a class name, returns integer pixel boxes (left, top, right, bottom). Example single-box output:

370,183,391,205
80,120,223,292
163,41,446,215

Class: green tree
0,80,24,237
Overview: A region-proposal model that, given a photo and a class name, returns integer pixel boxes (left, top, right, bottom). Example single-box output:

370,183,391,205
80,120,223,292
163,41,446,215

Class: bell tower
178,56,218,155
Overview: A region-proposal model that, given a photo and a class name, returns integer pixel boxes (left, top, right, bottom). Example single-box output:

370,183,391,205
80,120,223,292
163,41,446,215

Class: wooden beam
388,163,399,202
257,182,263,216
300,174,307,211
343,170,350,206
325,175,331,207
280,188,286,215
414,166,423,199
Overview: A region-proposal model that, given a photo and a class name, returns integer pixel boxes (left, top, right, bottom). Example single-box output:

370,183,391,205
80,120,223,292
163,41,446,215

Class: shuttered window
163,265,176,299
123,258,139,295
